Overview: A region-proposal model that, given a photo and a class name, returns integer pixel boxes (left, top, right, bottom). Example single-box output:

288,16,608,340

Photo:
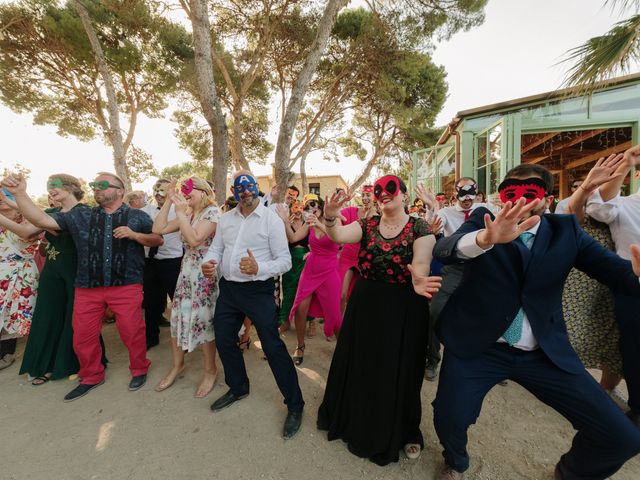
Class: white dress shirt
554,196,572,214
203,202,292,282
456,222,541,351
437,202,498,237
585,188,640,260
141,204,183,259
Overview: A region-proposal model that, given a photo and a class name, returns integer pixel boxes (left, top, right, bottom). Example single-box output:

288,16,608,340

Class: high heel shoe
292,344,305,366
237,337,251,352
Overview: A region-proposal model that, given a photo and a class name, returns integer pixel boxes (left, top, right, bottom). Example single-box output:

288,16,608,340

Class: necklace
380,216,408,230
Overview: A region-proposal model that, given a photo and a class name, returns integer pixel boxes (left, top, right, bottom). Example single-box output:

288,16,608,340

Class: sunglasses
89,181,121,191
304,201,318,210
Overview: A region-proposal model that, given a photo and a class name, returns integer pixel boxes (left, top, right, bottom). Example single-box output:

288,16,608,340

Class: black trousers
0,338,17,357
614,292,640,412
214,278,304,412
433,344,640,479
428,264,465,366
142,256,182,343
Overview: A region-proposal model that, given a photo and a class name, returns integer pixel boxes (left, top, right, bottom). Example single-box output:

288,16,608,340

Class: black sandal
292,344,305,366
237,337,251,352
32,375,51,386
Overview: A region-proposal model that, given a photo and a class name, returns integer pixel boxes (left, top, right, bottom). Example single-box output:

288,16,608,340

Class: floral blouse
357,215,431,284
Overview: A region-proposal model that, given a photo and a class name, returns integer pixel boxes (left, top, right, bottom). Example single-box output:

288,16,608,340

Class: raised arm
323,190,363,244
173,194,217,248
0,213,42,240
567,154,625,222
599,144,640,201
275,204,309,243
1,174,60,230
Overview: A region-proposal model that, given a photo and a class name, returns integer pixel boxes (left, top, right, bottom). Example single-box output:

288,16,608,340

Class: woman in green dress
17,174,88,384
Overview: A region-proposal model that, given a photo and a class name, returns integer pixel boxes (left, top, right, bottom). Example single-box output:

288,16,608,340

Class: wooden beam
565,141,631,169
521,132,557,154
523,129,608,164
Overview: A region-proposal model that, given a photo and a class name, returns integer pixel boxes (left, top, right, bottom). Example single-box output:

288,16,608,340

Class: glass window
415,145,455,195
592,84,640,112
475,123,503,196
308,183,320,195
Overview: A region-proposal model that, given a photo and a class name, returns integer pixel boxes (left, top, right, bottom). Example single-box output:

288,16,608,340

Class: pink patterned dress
288,228,342,336
0,227,40,339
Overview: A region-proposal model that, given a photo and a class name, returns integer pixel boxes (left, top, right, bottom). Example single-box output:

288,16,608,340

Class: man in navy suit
431,162,640,480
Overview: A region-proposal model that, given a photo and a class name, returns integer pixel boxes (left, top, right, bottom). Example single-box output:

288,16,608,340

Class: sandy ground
1,323,639,480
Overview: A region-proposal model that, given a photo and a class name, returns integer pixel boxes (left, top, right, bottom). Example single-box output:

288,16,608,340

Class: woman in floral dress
153,177,220,398
0,190,40,370
316,175,442,465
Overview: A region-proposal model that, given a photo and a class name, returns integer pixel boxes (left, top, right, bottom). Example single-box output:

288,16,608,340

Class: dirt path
1,324,638,480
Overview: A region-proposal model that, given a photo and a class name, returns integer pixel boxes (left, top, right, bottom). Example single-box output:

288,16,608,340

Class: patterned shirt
49,204,153,288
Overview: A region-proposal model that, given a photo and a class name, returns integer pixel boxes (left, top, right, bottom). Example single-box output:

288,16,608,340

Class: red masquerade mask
435,194,446,202
498,177,547,204
361,185,374,194
374,175,401,201
181,178,195,196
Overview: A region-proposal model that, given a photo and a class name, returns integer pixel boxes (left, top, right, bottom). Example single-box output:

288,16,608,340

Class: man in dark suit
431,163,640,480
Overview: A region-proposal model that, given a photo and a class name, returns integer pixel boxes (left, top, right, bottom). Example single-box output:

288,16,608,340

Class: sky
0,0,636,197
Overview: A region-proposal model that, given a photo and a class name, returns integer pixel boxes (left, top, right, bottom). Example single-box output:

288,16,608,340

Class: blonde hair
124,190,145,206
48,173,84,200
181,176,216,214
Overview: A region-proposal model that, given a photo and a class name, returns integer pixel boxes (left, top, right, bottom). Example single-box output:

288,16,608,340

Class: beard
95,190,119,206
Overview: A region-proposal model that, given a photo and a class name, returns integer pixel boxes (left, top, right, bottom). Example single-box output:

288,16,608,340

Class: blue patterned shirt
49,204,152,288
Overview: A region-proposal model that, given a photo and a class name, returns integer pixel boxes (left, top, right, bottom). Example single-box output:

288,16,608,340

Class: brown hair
48,173,84,200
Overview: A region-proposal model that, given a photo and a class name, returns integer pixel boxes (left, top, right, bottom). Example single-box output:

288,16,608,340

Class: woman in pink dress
276,194,341,365
338,185,375,313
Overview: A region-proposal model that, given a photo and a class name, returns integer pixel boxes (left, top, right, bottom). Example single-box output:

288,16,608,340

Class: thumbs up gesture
239,248,259,276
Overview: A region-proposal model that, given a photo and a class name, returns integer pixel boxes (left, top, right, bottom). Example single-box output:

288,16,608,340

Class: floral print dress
170,206,220,352
0,226,40,339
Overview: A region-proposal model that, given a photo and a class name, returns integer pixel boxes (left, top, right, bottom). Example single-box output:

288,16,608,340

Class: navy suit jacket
433,207,640,374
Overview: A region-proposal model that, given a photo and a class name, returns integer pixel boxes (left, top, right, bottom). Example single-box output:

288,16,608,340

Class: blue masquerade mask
232,174,259,201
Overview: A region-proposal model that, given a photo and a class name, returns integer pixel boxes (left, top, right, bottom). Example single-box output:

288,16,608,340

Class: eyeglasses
89,181,121,191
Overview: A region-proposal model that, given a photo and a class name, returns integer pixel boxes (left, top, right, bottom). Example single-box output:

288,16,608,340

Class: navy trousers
433,344,640,479
614,293,640,413
142,257,182,343
214,278,304,412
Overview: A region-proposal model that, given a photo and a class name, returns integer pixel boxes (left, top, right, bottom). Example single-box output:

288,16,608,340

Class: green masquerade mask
47,178,64,189
89,180,120,191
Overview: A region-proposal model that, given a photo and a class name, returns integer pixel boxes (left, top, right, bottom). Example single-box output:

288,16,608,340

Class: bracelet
324,216,337,222
325,219,337,227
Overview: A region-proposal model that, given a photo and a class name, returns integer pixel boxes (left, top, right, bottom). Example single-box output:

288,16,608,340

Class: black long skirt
317,277,429,466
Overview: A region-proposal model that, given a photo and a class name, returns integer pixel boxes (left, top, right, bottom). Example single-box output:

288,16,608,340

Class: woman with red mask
316,175,441,465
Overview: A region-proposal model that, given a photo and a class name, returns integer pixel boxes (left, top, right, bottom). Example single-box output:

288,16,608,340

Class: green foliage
159,160,212,182
126,145,159,182
0,0,192,140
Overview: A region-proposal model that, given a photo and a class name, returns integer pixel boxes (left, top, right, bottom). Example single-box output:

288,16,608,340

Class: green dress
19,206,83,379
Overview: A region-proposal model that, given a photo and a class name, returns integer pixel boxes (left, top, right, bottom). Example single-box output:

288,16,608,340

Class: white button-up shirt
586,189,640,260
141,204,183,259
456,222,540,351
202,202,291,282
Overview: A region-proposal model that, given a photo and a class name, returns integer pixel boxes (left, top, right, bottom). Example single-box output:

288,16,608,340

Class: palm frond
560,14,640,94
605,0,640,15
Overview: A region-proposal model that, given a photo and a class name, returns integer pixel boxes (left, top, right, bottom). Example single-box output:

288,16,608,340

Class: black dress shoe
129,374,147,391
627,409,640,428
159,318,171,328
283,410,303,439
64,380,105,402
146,339,159,350
210,390,248,412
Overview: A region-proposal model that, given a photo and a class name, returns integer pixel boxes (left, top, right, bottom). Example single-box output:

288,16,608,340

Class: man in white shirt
141,179,183,349
437,177,498,237
431,163,640,480
201,170,303,439
586,145,640,426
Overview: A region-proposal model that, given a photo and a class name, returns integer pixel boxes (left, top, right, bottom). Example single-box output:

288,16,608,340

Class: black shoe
64,380,104,402
146,339,159,350
210,390,248,412
283,410,303,439
159,318,171,328
424,361,439,382
626,409,640,428
129,374,147,391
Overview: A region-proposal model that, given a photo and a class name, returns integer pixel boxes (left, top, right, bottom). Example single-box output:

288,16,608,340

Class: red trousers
73,284,150,384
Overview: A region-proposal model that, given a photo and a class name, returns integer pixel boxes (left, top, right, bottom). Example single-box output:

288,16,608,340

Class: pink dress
288,228,342,336
338,207,361,298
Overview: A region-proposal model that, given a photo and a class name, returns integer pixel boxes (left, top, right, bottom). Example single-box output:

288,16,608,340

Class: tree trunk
272,0,348,200
73,0,131,190
349,153,381,192
299,154,308,195
189,0,230,205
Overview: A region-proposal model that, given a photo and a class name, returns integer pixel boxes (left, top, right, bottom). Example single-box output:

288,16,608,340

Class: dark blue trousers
143,257,182,343
214,278,304,412
614,293,640,412
433,344,640,479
